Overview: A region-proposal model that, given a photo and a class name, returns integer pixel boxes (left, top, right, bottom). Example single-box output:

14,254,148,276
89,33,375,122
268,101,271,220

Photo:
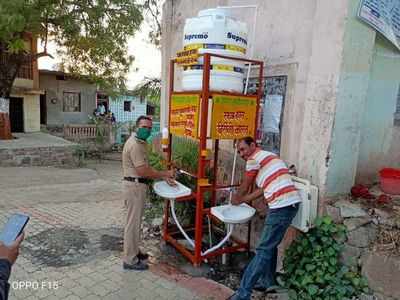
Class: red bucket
379,168,400,195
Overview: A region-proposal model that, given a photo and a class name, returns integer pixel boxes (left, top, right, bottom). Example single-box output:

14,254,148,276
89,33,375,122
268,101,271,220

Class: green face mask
136,127,151,141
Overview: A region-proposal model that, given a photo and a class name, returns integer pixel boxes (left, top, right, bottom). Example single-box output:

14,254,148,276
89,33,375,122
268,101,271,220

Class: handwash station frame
164,53,264,266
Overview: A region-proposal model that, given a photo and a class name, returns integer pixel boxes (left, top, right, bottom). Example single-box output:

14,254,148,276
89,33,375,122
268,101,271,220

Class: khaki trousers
123,181,148,264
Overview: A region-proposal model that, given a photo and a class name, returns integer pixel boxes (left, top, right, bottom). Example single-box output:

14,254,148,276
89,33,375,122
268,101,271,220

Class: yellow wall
10,93,41,132
13,78,34,89
23,95,40,132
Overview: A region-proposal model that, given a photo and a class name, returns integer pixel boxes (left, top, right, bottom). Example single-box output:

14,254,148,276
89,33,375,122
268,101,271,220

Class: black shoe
123,260,149,271
253,284,267,292
137,251,149,260
253,284,280,293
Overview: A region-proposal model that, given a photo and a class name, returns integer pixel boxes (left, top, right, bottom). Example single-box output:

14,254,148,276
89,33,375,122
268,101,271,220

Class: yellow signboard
175,55,199,66
170,94,200,139
211,94,257,139
176,48,198,57
176,49,199,66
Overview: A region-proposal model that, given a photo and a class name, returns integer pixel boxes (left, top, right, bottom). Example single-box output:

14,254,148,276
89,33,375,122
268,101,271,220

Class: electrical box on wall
291,176,318,232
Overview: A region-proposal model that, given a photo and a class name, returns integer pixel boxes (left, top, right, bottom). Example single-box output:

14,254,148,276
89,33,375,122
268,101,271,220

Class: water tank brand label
227,32,247,45
183,64,244,73
184,32,209,40
184,32,247,46
184,43,246,54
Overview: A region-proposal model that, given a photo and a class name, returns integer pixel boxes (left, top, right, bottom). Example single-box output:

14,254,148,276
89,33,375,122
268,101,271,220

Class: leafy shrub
147,148,165,201
282,216,369,300
72,144,88,167
171,136,199,175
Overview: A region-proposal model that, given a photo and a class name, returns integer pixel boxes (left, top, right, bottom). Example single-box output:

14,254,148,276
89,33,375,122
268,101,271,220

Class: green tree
0,0,144,100
143,0,162,47
132,0,162,119
132,76,161,119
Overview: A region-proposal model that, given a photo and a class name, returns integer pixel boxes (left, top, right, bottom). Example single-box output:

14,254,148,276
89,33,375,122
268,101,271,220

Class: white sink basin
211,203,256,224
153,180,192,199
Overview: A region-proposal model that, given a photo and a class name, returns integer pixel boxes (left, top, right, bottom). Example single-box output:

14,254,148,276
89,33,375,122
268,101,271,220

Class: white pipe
207,215,213,247
244,63,251,95
169,199,235,256
224,142,239,264
202,224,233,256
251,7,258,58
228,142,238,204
170,199,195,248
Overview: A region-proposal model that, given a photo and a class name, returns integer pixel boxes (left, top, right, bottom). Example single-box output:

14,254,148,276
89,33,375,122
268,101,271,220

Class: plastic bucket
379,168,400,195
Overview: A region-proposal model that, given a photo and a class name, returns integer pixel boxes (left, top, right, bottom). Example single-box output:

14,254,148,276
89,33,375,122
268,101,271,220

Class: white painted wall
161,0,349,195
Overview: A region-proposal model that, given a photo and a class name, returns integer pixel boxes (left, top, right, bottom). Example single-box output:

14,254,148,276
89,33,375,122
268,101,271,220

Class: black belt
123,177,151,184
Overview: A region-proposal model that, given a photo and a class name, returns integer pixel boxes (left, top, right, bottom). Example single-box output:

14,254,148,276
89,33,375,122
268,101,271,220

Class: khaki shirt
122,135,148,178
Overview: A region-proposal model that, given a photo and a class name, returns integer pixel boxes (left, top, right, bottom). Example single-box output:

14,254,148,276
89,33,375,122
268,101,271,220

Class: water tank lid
198,8,230,18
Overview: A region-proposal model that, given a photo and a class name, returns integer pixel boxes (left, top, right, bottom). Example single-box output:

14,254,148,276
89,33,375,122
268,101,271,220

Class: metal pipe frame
164,52,264,266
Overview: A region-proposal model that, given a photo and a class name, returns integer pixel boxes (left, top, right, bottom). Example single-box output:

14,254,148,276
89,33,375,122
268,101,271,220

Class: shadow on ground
22,227,123,267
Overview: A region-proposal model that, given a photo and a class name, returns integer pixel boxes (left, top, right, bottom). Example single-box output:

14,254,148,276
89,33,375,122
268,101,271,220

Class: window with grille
63,92,81,112
124,101,131,112
395,84,400,126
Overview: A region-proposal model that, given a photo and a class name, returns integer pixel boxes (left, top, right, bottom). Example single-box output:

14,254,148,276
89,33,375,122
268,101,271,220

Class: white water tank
182,8,248,93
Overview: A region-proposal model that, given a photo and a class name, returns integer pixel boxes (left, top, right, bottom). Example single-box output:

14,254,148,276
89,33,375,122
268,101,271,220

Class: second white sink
211,203,256,224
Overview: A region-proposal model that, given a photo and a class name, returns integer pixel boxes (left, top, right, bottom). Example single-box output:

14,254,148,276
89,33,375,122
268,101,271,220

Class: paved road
0,161,232,300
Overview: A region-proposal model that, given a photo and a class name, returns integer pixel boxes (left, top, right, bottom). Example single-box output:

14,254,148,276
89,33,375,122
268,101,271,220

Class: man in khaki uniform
122,115,174,270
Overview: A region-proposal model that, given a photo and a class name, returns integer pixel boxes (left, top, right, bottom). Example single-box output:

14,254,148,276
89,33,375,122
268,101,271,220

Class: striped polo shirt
245,148,301,209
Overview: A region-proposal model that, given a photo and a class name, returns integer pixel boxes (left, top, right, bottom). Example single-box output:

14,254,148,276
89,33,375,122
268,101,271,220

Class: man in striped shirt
229,136,300,300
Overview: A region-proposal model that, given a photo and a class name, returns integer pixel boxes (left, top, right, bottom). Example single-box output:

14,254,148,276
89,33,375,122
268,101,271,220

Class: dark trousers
237,203,299,300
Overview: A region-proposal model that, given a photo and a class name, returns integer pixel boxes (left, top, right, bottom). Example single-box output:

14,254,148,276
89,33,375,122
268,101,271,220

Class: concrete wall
325,0,377,196
161,0,349,195
40,74,97,125
326,0,400,193
356,36,400,183
0,145,75,167
296,0,348,196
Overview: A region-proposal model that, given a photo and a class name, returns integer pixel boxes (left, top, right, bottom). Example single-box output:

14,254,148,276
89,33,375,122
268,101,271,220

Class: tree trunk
0,107,12,139
0,42,26,139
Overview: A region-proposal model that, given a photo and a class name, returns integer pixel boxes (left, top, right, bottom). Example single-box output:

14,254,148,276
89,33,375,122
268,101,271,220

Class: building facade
108,94,147,123
39,71,149,130
160,0,400,198
4,35,42,133
39,70,98,126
